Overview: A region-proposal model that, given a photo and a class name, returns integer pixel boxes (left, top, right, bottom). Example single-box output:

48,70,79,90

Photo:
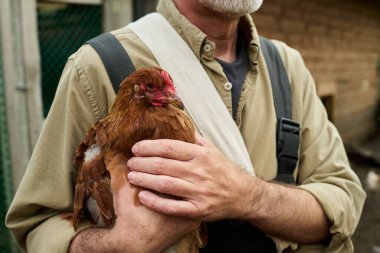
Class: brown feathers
70,67,204,252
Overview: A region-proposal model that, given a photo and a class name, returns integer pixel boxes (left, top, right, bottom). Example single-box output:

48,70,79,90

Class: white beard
198,0,263,17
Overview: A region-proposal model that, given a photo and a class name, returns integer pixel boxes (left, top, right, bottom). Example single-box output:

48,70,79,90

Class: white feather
84,144,101,162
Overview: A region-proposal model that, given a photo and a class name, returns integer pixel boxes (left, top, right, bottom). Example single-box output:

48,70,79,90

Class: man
6,0,365,252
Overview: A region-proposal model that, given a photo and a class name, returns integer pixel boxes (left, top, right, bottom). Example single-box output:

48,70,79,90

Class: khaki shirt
6,0,365,252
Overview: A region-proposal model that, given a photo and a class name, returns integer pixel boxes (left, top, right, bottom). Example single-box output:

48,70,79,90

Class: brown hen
71,67,205,252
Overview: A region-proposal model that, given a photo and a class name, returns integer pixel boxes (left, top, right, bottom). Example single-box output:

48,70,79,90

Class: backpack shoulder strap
259,36,292,119
260,36,301,184
86,33,135,94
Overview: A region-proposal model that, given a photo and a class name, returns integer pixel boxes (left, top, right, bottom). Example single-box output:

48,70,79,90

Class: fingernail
127,158,133,168
128,172,135,182
131,144,138,154
138,191,148,202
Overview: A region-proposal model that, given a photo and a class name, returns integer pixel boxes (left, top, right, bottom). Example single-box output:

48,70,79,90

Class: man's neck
173,0,241,62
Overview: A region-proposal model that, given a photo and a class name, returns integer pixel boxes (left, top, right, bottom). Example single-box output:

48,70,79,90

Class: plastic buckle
276,117,301,162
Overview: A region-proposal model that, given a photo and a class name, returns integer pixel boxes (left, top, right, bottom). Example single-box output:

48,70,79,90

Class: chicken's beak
168,94,184,110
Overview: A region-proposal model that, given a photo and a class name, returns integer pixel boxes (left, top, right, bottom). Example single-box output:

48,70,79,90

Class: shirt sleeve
5,45,112,253
273,40,366,253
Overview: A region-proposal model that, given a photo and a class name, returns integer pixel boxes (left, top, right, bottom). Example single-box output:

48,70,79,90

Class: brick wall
252,0,380,142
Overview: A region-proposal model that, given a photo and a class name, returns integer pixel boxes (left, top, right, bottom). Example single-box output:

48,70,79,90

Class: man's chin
198,0,263,17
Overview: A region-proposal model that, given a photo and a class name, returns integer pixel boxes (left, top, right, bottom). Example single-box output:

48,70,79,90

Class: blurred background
0,0,379,252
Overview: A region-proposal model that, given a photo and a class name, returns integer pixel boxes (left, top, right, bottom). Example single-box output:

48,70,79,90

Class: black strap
260,36,292,119
260,36,300,184
87,33,135,93
275,118,300,184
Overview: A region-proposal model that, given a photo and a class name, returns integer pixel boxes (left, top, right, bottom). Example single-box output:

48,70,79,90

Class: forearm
69,228,119,253
69,227,162,253
244,178,331,244
69,220,196,253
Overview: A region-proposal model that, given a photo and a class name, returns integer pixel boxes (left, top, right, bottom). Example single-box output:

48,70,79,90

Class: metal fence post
0,28,20,253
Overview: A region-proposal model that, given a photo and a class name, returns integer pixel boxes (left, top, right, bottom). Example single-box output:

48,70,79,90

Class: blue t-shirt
216,33,249,120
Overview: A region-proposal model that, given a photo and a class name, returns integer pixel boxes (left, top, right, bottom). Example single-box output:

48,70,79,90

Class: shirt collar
157,0,260,64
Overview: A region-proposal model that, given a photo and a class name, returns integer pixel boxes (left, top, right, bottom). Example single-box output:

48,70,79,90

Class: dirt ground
348,134,380,253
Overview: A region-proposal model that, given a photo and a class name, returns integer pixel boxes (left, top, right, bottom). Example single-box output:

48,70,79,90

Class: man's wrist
69,227,122,253
235,175,268,221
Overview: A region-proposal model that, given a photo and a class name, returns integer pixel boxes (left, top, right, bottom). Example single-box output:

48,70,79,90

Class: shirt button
203,43,212,52
224,82,233,91
252,45,259,54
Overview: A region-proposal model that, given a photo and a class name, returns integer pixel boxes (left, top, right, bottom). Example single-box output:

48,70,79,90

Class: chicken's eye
146,83,155,90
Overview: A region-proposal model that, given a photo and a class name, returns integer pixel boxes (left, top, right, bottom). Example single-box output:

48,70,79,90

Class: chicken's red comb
161,70,175,89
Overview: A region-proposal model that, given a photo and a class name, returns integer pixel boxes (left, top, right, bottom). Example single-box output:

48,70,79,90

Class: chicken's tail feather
91,180,116,226
72,182,86,229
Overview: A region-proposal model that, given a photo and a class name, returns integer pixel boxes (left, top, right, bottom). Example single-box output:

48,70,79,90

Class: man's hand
127,134,255,221
69,175,199,253
127,135,331,244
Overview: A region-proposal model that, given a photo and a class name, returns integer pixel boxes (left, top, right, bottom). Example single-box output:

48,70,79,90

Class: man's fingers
127,157,192,178
132,139,198,160
128,171,195,198
138,190,200,218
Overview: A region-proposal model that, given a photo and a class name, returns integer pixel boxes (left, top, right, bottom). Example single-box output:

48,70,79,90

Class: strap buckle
276,118,301,184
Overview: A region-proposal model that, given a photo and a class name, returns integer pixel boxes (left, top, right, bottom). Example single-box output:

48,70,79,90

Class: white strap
128,13,255,175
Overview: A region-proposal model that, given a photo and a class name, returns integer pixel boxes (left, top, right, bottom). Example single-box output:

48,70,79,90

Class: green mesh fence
38,2,102,116
0,36,16,252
